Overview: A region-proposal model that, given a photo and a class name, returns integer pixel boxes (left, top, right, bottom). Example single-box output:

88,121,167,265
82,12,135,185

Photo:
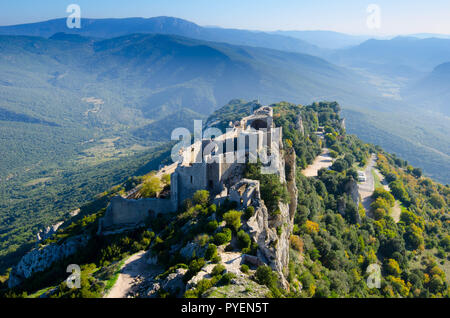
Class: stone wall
99,196,175,233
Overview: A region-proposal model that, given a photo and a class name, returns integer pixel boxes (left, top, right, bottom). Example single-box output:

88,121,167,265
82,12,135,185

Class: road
358,154,377,217
358,154,401,222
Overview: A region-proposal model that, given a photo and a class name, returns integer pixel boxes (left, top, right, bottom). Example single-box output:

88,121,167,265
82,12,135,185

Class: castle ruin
98,106,284,233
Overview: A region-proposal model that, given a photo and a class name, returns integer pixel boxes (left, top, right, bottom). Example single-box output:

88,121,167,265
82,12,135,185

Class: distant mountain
410,33,450,39
0,17,325,56
272,30,373,49
330,36,450,78
404,62,450,115
0,32,376,178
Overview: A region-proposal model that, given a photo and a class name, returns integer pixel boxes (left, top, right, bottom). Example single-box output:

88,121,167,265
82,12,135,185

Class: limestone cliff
338,178,361,224
8,234,89,288
243,148,297,289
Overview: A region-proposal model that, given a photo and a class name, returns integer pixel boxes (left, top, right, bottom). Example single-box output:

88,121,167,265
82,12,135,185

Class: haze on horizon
0,0,449,36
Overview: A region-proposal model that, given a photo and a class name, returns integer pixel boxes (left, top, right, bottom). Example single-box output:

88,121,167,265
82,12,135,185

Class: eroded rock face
8,235,89,288
180,242,207,260
186,264,217,290
338,178,361,224
237,149,297,289
145,268,189,298
36,221,64,243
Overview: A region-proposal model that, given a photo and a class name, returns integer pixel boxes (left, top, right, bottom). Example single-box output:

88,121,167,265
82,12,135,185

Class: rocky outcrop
203,275,270,298
8,234,89,288
180,242,207,260
147,268,188,298
296,114,305,136
36,221,64,243
338,178,361,224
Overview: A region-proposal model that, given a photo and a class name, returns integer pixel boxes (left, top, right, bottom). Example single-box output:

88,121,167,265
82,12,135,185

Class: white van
358,172,366,182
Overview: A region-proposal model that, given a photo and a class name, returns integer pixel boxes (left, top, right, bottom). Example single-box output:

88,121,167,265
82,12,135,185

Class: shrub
290,235,303,252
211,264,226,277
195,234,210,247
237,230,251,250
188,258,205,274
211,255,221,263
222,228,232,241
255,265,277,288
205,244,218,261
329,150,338,158
219,272,236,285
223,210,243,232
244,206,255,220
205,220,219,233
213,228,232,246
240,264,249,274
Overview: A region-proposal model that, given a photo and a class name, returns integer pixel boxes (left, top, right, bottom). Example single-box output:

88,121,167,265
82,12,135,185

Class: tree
389,180,410,204
193,190,210,207
412,167,422,178
161,174,171,185
305,220,319,234
429,193,445,209
331,159,348,172
384,259,401,277
290,235,303,252
372,188,395,207
404,224,424,250
140,176,162,198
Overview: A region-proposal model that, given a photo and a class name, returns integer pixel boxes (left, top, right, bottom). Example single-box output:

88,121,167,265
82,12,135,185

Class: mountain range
0,17,324,56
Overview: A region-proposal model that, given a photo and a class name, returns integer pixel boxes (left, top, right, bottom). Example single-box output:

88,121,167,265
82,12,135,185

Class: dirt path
302,148,334,177
391,201,402,223
105,251,161,298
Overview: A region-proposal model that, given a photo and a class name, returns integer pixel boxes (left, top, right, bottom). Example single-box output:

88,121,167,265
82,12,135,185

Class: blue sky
1,0,449,35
